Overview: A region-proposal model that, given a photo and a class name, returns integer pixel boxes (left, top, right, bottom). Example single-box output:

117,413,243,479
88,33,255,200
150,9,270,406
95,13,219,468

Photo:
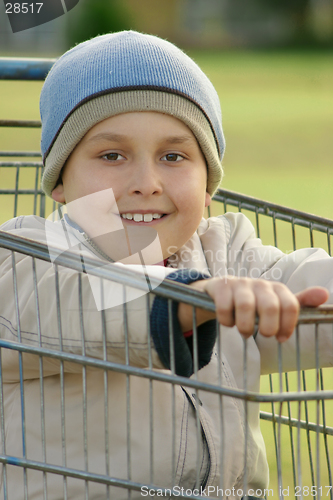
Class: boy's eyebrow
163,135,194,145
86,133,195,145
86,132,128,144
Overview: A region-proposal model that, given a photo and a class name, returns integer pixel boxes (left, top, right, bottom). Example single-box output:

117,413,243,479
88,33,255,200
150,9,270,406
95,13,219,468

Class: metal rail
0,57,55,80
214,188,333,234
1,229,333,323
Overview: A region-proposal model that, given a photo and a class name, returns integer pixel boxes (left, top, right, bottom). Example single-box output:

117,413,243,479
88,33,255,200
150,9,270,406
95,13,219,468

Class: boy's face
52,111,211,260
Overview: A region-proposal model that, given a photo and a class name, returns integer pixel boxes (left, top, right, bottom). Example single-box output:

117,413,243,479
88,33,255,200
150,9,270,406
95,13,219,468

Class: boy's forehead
83,111,199,145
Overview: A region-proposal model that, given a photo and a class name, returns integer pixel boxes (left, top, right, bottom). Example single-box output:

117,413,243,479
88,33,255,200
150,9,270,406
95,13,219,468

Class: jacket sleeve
0,218,215,381
150,269,217,378
221,212,333,374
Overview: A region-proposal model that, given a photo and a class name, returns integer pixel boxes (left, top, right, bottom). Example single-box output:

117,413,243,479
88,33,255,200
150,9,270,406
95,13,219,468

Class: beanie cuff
41,90,223,198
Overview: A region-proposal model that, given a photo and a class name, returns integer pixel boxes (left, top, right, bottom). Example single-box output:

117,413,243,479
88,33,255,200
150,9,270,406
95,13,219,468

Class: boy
0,30,332,499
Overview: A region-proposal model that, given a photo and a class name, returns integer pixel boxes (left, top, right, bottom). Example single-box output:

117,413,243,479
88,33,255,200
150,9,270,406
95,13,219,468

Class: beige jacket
0,213,332,499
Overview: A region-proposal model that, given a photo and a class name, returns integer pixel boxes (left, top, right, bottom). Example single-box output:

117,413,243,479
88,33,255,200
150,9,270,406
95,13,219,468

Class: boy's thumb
295,286,329,308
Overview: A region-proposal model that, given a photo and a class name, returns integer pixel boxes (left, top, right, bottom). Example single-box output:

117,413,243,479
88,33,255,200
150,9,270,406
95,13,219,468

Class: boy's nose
128,160,163,196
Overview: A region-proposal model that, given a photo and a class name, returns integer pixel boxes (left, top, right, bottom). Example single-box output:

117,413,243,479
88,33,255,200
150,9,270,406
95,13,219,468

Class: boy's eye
102,153,125,161
161,153,183,162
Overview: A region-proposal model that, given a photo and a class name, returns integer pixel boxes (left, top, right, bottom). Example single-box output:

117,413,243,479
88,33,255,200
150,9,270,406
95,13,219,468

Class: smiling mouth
120,213,166,223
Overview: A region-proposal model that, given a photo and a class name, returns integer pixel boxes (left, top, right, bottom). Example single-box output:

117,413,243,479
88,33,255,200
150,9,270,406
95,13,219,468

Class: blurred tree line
65,0,333,49
256,0,332,46
66,0,132,48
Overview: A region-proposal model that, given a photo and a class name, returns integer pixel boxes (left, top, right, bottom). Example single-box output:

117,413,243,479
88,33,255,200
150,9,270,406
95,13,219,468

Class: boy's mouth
120,212,166,223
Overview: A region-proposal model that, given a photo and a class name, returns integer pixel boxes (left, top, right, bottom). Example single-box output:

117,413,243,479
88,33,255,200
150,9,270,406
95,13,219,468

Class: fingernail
277,335,288,343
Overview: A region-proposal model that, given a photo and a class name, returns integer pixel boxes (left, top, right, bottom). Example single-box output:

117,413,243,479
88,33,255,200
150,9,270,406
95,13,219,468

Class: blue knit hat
40,31,225,198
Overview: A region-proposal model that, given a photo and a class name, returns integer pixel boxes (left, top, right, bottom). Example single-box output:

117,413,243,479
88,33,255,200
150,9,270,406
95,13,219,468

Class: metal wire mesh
208,191,333,500
0,57,332,500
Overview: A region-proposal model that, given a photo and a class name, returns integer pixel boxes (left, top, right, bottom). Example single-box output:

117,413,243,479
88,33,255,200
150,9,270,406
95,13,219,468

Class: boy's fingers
255,285,280,338
205,278,235,328
272,284,300,342
205,280,329,342
233,281,256,337
295,286,329,308
271,286,328,343
215,286,235,327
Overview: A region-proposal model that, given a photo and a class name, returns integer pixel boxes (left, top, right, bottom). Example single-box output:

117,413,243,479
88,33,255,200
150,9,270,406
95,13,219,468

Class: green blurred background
0,1,333,497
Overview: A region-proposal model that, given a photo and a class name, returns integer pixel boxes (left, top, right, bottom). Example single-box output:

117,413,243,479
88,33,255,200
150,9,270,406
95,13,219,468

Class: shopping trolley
0,57,332,500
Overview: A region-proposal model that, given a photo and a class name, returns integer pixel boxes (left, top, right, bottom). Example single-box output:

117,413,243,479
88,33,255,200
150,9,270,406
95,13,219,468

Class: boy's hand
178,277,329,342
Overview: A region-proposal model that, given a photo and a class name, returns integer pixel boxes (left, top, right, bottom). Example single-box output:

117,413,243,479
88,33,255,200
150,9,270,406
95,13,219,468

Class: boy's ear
51,183,66,204
205,192,211,207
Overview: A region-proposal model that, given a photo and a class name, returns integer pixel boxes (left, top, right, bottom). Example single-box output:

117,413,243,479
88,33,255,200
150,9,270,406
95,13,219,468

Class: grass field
260,368,333,499
193,50,333,221
0,50,333,497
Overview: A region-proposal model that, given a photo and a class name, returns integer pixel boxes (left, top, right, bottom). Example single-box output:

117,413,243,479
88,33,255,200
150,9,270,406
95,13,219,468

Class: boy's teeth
121,213,164,222
133,214,143,222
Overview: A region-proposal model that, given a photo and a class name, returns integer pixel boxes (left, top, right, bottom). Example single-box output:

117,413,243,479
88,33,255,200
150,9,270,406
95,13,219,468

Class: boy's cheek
51,184,66,204
66,189,121,235
205,192,212,207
